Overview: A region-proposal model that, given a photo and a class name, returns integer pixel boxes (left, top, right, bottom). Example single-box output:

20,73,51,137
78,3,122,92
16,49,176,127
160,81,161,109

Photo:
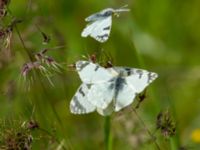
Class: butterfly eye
103,10,113,17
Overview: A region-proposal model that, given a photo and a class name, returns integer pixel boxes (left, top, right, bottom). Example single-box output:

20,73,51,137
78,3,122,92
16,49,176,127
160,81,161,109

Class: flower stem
133,108,161,150
104,116,112,150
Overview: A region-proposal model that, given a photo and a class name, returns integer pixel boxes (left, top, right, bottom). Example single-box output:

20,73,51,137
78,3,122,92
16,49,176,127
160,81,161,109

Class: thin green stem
133,108,161,150
38,128,67,150
14,25,33,61
131,29,162,149
104,116,112,150
7,6,33,61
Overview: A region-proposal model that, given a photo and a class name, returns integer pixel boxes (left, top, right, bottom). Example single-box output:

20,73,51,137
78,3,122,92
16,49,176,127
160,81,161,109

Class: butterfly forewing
76,61,115,84
85,8,113,22
70,83,95,114
124,68,158,93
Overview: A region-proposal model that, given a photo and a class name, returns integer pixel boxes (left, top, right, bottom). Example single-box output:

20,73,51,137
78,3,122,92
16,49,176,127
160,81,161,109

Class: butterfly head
100,8,115,17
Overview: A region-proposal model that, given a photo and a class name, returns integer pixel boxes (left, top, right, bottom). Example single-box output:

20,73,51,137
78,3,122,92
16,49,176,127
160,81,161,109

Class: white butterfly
81,6,130,43
70,61,158,116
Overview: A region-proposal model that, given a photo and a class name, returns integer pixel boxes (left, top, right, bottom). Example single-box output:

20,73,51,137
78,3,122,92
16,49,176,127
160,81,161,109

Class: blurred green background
0,0,200,149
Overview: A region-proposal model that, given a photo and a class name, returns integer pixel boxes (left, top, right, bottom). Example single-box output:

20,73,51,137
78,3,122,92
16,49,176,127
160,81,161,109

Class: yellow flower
191,129,200,143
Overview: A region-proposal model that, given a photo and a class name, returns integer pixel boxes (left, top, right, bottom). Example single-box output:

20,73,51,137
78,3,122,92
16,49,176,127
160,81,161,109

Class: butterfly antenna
120,4,129,9
115,4,130,12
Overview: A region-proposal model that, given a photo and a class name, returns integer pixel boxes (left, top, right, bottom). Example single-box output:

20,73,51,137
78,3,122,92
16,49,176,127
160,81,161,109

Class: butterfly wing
85,12,106,22
85,8,114,22
81,21,98,37
97,103,114,116
113,67,158,93
87,81,115,109
114,80,136,111
113,67,158,111
76,61,116,84
81,16,112,43
70,83,95,114
125,68,158,93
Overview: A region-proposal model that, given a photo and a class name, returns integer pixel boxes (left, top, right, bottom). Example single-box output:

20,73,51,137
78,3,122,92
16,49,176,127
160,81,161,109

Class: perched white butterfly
81,6,130,43
70,61,158,116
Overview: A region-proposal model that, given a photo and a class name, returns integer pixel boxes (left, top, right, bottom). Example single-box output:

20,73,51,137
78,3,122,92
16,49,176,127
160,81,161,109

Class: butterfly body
70,61,158,116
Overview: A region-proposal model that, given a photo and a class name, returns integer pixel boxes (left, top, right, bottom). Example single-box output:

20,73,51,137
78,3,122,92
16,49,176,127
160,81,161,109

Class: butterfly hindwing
97,103,114,116
90,16,112,43
114,79,136,111
70,83,95,114
76,61,114,84
81,16,112,43
81,21,97,37
87,81,115,109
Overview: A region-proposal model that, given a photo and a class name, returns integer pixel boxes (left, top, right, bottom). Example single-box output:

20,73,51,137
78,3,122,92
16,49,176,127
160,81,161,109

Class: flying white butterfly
70,61,158,116
81,6,130,43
